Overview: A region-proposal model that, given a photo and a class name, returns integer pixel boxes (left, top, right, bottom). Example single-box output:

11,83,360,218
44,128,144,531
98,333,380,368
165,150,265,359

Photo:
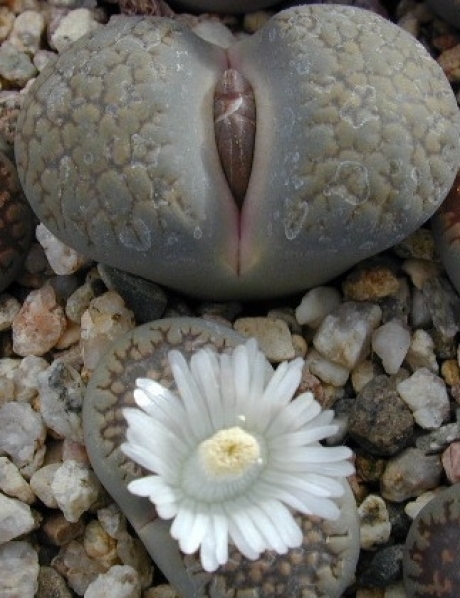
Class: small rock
342,264,400,301
36,224,90,276
380,448,442,502
51,460,103,522
0,541,39,598
406,329,438,373
372,320,411,374
421,276,460,339
411,288,432,329
84,565,141,598
441,441,460,483
404,490,441,520
29,463,61,508
313,302,382,369
305,348,350,386
402,259,440,290
0,8,15,41
13,355,49,402
295,286,341,328
394,229,436,261
0,294,21,331
0,44,37,86
0,456,34,503
0,492,36,542
0,402,46,469
383,582,407,598
83,520,118,569
358,494,391,550
65,276,100,323
415,423,460,454
80,291,135,371
233,317,295,362
8,10,45,54
52,539,106,595
116,530,154,589
348,376,414,457
441,359,460,386
37,566,73,598
359,544,404,588
397,368,450,430
50,8,102,52
97,504,127,539
42,512,85,546
351,360,380,394
12,284,67,357
144,586,179,598
438,43,460,82
38,361,84,442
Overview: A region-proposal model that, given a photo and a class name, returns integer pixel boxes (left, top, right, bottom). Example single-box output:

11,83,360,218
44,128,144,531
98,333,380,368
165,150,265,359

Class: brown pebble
37,566,73,598
42,512,85,546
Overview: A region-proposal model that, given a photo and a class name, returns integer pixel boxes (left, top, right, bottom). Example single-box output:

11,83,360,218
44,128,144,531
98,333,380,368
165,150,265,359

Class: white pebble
38,361,84,442
12,284,67,357
0,541,39,598
97,504,127,539
295,286,341,328
306,348,350,386
358,494,391,550
371,320,411,374
81,291,135,371
0,402,46,469
8,10,45,54
404,489,440,520
50,8,102,52
406,329,438,373
313,302,382,369
36,223,89,275
84,565,141,598
13,355,49,402
29,464,61,508
0,294,21,331
51,460,102,522
397,368,450,429
233,317,296,362
0,493,35,543
0,457,34,504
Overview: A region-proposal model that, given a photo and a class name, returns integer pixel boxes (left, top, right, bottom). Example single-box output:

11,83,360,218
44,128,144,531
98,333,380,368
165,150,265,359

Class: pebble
36,224,90,276
80,291,135,371
394,229,436,261
438,43,460,82
42,512,85,546
380,448,442,502
396,368,450,429
0,492,36,542
0,294,21,330
415,422,460,453
295,286,341,328
37,566,73,598
29,463,61,508
421,276,460,339
401,259,440,290
441,441,460,483
84,565,141,598
405,329,438,373
0,456,34,503
38,361,84,442
351,360,381,394
358,494,391,550
115,530,154,589
51,460,103,522
0,43,37,85
83,520,118,568
371,320,411,374
358,544,404,588
313,302,382,369
0,541,39,598
0,7,15,41
410,288,431,328
442,358,460,385
342,263,400,301
8,10,46,54
65,276,100,323
97,503,127,538
306,348,350,386
233,317,295,362
12,284,67,357
49,7,102,52
404,490,440,520
348,375,414,457
52,539,107,595
144,586,180,598
0,401,46,471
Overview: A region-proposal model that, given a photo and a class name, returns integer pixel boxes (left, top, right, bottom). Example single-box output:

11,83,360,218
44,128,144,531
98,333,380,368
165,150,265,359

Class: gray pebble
0,44,37,86
358,544,404,588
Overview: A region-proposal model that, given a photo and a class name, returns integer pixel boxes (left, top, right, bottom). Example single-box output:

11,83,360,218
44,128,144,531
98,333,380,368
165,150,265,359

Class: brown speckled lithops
404,484,460,598
15,6,460,300
83,317,359,598
0,150,33,292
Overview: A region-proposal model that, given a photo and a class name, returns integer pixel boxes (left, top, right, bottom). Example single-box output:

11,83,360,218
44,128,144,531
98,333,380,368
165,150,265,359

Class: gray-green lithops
14,6,460,300
83,317,360,598
403,484,460,598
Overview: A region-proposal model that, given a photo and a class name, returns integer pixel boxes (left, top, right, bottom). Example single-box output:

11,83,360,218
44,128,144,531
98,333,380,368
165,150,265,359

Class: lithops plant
83,317,360,598
0,150,33,292
15,6,460,300
403,484,460,598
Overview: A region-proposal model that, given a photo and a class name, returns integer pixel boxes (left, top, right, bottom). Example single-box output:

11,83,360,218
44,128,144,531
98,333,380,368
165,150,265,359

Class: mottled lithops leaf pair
15,6,460,300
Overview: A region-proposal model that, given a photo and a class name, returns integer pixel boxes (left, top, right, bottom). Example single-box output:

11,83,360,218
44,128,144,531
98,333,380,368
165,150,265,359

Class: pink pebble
442,441,460,483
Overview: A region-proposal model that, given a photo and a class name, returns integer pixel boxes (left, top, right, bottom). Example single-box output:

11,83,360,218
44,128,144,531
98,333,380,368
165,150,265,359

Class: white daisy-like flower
121,338,354,572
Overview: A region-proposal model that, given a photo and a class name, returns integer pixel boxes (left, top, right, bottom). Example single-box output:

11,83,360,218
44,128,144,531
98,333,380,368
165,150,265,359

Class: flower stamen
199,426,262,477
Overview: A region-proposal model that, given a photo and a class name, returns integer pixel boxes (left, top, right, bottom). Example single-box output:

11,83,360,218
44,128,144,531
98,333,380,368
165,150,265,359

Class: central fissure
213,68,256,210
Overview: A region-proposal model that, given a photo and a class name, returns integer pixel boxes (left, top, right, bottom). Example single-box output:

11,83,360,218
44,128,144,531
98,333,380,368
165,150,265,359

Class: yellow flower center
199,426,262,477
